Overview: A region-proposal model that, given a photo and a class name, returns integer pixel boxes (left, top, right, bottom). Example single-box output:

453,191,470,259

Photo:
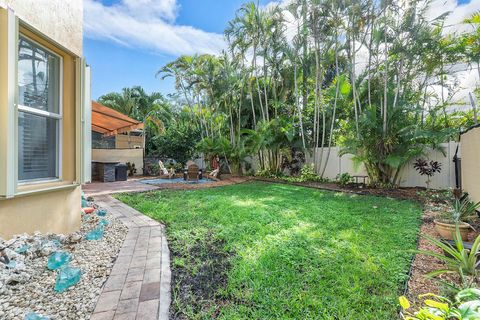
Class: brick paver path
90,195,171,320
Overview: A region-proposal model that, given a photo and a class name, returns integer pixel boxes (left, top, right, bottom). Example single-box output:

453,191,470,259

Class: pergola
91,101,144,136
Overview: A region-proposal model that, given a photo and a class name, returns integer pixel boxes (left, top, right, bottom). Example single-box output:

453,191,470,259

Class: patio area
83,179,160,197
82,177,250,196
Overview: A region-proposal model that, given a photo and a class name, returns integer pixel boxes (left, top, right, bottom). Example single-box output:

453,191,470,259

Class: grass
117,182,422,319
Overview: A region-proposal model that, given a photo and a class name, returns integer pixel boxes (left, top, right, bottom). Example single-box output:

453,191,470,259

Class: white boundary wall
305,141,458,189
92,148,144,175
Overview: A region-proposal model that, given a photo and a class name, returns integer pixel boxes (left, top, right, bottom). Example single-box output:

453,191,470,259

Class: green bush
336,173,352,187
145,163,160,176
255,169,284,179
421,226,480,289
167,162,184,173
399,288,480,319
297,164,319,182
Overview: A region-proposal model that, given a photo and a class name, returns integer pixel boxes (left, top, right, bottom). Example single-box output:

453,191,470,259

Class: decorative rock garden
0,195,128,320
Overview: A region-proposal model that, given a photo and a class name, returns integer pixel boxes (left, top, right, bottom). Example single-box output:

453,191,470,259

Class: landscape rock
0,205,128,319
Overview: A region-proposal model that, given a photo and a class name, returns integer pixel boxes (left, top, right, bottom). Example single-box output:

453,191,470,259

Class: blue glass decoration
96,209,107,217
47,252,71,270
54,266,81,293
85,226,104,241
16,244,29,254
25,312,50,320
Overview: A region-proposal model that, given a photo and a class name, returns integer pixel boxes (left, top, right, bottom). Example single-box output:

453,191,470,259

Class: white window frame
17,34,63,185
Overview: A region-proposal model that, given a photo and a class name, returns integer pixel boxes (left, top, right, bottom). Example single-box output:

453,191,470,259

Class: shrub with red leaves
413,159,442,177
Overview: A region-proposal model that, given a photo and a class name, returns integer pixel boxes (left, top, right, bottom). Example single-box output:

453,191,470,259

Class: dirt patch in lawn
169,233,233,320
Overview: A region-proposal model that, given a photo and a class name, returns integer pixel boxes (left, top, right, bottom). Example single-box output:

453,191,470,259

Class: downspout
453,145,461,189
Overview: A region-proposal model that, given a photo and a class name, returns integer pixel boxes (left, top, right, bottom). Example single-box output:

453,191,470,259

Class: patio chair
187,163,200,181
158,160,169,176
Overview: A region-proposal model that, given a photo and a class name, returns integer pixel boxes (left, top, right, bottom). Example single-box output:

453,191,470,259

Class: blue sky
84,0,271,99
84,0,477,100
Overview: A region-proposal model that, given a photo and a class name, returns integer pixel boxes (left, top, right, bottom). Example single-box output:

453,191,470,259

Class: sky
84,0,271,99
84,0,479,100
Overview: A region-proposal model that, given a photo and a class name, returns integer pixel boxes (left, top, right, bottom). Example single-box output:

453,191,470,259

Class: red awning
92,101,143,136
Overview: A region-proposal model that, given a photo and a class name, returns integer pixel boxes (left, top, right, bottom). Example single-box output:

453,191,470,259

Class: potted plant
434,195,480,241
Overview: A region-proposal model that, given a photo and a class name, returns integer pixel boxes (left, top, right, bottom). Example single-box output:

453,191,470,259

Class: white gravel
0,203,128,320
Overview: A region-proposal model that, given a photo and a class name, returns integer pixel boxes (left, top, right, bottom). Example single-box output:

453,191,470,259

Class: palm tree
98,88,137,117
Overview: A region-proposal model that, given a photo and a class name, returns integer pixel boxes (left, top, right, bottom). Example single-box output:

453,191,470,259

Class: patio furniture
187,164,200,181
352,175,368,187
158,160,169,176
115,163,128,181
92,161,119,182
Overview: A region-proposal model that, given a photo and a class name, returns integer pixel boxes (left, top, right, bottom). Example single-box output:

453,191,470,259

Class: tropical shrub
144,163,160,176
148,118,201,165
296,164,322,182
126,162,137,176
414,159,442,189
437,196,480,225
399,288,480,319
166,162,184,173
336,173,352,187
421,226,480,289
196,136,248,175
340,104,450,187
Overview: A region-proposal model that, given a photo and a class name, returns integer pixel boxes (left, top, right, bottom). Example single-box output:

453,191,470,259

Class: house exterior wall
0,2,86,239
0,187,81,239
0,0,82,56
92,149,144,175
460,127,480,202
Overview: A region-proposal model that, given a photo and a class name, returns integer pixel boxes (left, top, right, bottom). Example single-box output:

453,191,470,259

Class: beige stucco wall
0,186,82,239
461,127,480,202
0,3,84,239
0,0,82,56
93,149,144,175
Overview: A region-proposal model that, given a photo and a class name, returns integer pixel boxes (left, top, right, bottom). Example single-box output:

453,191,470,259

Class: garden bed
118,181,422,319
0,203,128,320
253,176,427,202
406,199,480,305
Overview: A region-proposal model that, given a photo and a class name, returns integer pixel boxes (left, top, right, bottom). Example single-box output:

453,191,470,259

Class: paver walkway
90,195,171,320
83,179,160,197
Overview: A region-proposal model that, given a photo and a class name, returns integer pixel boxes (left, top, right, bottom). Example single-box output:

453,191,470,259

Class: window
17,36,62,182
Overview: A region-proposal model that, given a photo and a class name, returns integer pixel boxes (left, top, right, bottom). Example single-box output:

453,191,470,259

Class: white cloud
84,0,225,56
426,0,480,102
427,0,480,34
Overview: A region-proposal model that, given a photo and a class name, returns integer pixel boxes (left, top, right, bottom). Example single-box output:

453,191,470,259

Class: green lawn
117,182,422,319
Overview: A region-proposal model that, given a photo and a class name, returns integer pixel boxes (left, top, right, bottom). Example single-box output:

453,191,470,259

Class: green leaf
399,296,411,310
458,300,480,319
457,288,480,302
339,78,351,96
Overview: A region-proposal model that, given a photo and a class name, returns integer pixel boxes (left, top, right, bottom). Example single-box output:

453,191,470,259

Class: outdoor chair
158,160,169,176
187,164,200,181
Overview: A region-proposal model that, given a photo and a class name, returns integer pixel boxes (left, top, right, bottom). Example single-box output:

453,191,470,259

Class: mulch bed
253,177,425,202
